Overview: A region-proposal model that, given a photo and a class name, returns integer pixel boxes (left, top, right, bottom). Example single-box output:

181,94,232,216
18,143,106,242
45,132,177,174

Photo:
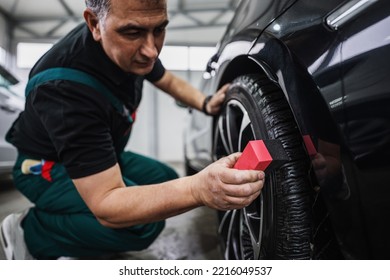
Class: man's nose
140,33,158,59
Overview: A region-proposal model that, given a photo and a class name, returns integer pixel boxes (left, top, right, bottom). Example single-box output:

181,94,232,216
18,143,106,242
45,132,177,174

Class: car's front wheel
213,74,314,259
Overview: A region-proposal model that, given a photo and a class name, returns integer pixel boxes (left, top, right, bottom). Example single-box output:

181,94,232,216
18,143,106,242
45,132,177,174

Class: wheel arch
217,37,341,148
218,55,278,88
216,53,314,141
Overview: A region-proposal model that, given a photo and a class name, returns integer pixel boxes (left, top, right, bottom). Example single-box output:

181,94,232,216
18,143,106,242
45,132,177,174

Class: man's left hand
205,84,230,115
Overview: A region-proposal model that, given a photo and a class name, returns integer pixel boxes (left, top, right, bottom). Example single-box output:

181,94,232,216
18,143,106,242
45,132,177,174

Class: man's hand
190,152,265,211
205,83,230,115
73,152,264,228
154,71,229,115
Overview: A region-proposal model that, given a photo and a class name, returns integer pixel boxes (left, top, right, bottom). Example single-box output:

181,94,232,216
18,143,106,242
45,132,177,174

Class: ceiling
0,0,240,46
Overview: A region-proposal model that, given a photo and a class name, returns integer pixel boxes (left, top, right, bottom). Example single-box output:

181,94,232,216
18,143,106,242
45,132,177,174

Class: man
0,0,264,259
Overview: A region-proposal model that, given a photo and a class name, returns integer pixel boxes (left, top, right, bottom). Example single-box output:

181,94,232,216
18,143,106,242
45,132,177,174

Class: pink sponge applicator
234,140,288,172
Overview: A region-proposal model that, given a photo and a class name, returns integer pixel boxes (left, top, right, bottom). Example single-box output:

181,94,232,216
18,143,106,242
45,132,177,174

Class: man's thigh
119,151,179,186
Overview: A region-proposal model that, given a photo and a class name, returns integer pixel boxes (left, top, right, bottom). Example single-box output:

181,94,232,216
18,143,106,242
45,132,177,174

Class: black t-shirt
8,23,165,179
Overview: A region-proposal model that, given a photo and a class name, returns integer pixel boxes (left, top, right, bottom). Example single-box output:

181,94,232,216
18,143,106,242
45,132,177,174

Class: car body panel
250,0,390,258
184,0,390,259
329,0,390,258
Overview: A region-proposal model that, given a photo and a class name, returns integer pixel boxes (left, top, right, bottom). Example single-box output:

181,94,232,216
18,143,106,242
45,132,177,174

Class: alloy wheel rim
214,99,264,259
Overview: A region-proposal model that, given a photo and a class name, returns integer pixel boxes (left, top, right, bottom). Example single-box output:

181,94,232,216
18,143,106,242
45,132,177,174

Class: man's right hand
73,152,264,228
189,153,265,211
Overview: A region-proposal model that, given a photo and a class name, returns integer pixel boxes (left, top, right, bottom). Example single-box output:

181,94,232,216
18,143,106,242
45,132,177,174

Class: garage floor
0,162,223,260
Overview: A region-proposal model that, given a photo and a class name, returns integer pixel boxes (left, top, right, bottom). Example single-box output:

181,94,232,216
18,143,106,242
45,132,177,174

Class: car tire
213,74,314,259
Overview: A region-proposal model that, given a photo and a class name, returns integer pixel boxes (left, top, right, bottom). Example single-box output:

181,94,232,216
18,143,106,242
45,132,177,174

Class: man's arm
153,70,228,115
72,153,264,228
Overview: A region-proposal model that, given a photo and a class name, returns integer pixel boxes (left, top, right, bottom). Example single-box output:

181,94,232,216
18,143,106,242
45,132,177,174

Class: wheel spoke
223,210,242,259
237,111,252,152
241,194,264,259
226,106,237,153
244,210,261,258
218,115,231,154
226,100,254,152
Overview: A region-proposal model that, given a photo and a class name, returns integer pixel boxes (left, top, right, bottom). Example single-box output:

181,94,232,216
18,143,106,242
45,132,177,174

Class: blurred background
0,0,240,163
0,0,240,260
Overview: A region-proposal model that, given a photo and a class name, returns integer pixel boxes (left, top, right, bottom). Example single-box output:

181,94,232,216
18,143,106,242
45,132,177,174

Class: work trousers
12,151,179,259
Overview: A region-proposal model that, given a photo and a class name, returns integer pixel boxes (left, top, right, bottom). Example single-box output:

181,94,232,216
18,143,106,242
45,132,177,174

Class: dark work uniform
6,23,178,259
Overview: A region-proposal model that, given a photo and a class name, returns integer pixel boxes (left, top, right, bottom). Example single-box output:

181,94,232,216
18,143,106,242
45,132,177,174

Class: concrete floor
0,162,223,260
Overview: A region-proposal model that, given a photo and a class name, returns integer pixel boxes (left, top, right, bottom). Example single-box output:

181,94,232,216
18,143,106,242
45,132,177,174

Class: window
159,45,216,71
16,43,53,68
189,46,216,71
159,46,189,71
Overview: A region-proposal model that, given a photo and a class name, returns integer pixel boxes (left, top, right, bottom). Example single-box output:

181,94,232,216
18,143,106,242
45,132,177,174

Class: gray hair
85,0,111,20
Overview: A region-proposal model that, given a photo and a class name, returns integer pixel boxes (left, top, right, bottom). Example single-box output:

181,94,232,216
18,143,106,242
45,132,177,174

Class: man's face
91,0,168,75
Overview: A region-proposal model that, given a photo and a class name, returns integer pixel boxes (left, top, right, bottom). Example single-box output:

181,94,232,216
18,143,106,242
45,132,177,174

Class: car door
329,0,390,258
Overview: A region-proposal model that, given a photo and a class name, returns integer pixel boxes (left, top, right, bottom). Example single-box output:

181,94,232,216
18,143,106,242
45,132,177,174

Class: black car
184,0,390,259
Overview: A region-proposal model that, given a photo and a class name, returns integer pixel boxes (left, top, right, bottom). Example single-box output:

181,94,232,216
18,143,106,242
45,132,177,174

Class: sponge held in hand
234,140,288,172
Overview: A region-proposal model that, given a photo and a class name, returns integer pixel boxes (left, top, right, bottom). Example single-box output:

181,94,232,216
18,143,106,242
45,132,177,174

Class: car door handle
326,0,378,30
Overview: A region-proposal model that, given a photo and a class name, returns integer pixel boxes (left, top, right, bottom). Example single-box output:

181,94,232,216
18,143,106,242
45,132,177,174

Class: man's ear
83,9,101,42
